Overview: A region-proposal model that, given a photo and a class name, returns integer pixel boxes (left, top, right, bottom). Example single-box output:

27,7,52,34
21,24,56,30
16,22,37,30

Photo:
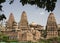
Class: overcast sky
1,0,60,26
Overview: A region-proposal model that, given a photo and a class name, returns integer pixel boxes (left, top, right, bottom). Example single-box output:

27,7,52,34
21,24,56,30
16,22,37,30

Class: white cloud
40,12,45,15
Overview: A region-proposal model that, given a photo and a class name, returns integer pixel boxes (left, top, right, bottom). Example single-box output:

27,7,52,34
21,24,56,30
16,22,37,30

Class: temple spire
46,13,57,30
46,13,58,39
20,11,28,23
18,11,28,30
8,13,15,23
6,13,17,31
47,13,56,23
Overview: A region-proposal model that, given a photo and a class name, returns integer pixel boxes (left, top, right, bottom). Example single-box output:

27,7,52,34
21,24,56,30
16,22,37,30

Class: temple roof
46,13,58,30
18,11,28,29
6,13,17,27
7,13,15,23
47,13,57,25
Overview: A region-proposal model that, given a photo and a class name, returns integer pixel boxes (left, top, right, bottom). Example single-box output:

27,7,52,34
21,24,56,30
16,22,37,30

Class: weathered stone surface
6,13,17,31
18,11,28,30
46,13,58,39
1,12,59,42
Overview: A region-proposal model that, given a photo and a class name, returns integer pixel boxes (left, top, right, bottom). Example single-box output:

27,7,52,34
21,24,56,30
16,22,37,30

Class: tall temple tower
46,13,58,39
18,11,29,31
6,13,17,31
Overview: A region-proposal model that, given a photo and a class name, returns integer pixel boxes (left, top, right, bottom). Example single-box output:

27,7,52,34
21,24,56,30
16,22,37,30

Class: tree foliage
0,0,57,12
41,30,47,38
20,0,57,12
0,32,8,42
0,0,6,11
0,32,18,42
0,14,6,21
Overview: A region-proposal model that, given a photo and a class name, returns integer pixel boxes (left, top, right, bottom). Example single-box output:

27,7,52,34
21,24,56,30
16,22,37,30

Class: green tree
41,30,47,38
0,14,6,26
0,0,57,12
0,32,8,42
0,32,19,42
0,14,6,21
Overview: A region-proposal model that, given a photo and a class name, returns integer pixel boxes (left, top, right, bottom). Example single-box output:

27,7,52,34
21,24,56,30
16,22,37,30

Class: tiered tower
18,11,31,41
6,13,17,31
18,11,29,31
46,13,58,39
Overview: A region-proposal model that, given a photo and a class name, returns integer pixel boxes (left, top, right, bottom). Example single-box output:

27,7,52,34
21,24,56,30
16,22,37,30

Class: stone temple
46,13,58,39
6,13,17,31
0,11,60,42
18,11,29,31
